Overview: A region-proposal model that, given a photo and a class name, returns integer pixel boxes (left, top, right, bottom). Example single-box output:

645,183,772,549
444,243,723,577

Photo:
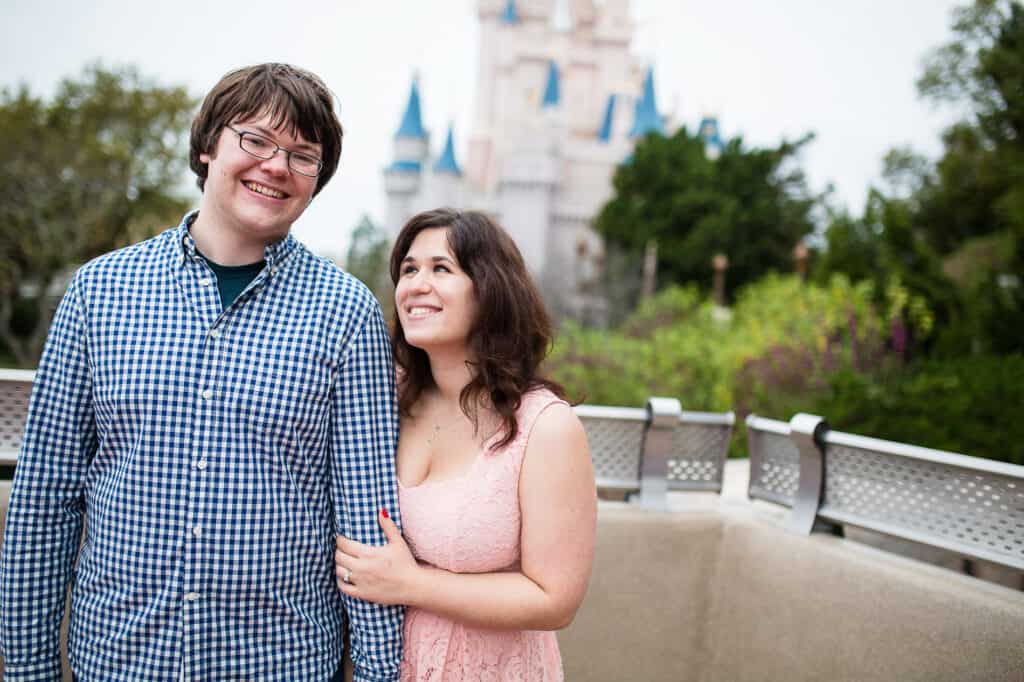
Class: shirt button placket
187,316,219,672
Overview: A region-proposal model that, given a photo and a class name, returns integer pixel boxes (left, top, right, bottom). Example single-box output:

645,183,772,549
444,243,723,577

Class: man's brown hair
189,63,343,196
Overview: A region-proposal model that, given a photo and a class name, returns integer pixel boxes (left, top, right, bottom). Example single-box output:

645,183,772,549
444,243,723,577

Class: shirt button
200,389,213,400
192,526,202,538
195,459,207,471
184,592,200,602
198,278,212,287
209,328,221,339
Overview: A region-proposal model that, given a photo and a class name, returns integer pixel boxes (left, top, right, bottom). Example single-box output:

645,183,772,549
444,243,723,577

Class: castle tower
382,0,684,324
383,77,430,238
426,123,464,209
699,116,725,160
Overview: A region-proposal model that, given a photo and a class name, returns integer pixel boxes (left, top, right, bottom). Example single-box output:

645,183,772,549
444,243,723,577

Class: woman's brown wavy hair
389,208,567,450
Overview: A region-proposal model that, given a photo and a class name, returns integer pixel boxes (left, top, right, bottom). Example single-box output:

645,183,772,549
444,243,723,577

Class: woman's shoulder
517,385,575,434
520,384,568,410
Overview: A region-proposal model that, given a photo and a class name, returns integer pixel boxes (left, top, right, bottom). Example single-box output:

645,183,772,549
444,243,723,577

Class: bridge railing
0,369,33,467
2,372,1021,573
746,412,1024,572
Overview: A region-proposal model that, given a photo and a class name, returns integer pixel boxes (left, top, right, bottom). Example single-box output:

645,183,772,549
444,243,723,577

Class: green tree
819,0,1024,355
345,214,391,311
917,0,1024,353
594,127,817,300
0,64,195,367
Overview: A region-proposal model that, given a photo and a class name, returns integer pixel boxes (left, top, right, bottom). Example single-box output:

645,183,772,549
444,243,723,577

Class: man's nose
260,150,291,175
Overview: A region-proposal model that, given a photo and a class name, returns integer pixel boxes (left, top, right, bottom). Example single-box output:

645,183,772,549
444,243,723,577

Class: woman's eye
434,265,450,273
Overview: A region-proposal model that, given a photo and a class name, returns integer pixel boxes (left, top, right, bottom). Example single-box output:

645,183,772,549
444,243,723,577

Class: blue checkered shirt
0,212,404,681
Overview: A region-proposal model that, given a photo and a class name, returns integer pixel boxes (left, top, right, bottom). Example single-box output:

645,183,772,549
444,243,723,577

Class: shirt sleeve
0,275,95,681
331,302,404,682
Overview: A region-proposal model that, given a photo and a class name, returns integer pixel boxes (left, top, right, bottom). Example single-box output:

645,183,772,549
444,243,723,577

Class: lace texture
398,389,566,682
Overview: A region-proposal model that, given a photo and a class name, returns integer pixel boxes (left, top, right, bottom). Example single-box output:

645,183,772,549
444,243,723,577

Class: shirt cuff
2,655,63,681
353,664,400,682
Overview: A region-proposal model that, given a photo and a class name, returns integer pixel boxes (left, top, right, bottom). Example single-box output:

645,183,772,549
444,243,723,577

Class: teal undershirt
198,253,266,310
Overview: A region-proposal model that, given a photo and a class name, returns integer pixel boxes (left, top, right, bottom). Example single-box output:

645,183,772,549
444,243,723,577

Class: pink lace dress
398,389,567,682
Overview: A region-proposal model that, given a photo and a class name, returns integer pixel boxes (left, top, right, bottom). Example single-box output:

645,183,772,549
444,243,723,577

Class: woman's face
395,227,477,353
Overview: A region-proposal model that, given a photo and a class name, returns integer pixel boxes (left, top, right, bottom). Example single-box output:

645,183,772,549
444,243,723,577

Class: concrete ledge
560,501,1024,682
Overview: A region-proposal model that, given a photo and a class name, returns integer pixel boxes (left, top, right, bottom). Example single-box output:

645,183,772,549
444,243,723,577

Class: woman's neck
426,348,474,405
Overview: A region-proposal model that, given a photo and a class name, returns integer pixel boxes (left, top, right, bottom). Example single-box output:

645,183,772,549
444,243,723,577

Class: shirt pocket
237,347,334,438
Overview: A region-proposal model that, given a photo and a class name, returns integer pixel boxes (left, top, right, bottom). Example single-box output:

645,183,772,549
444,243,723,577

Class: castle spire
395,76,427,139
542,60,561,108
629,66,665,137
501,0,519,24
598,94,616,142
434,123,462,175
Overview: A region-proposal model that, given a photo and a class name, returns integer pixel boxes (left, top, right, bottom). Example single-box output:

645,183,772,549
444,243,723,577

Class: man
0,63,403,681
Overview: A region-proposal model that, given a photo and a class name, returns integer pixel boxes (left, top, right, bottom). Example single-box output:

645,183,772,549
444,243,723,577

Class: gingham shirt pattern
0,212,403,681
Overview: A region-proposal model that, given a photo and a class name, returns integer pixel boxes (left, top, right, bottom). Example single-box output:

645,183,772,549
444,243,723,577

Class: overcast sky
2,0,963,261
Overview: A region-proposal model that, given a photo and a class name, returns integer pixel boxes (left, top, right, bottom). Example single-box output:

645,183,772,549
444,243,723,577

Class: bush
815,355,1024,465
547,274,922,457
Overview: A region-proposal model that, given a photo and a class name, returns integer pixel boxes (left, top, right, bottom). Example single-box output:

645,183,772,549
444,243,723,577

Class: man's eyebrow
244,124,321,154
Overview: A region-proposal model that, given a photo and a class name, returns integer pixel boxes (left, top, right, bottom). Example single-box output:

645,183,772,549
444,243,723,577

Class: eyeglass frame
225,125,324,177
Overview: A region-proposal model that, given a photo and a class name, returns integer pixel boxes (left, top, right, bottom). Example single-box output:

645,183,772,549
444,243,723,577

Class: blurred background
2,0,1021,465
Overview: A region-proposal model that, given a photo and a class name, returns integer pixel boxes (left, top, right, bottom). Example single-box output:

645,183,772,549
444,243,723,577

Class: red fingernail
381,508,389,518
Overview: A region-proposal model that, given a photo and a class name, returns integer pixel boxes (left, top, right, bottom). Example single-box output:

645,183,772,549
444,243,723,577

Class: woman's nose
408,271,432,292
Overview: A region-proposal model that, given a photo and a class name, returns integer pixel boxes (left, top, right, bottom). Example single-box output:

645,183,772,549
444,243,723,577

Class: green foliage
345,214,392,313
549,276,1024,464
817,355,1024,464
548,276,933,457
594,127,817,300
549,275,898,409
0,64,195,367
819,0,1024,357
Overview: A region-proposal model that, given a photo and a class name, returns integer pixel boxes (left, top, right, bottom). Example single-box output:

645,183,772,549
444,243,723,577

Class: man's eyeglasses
226,125,323,177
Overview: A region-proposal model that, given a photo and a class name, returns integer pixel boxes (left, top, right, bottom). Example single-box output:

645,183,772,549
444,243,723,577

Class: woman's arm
335,403,597,631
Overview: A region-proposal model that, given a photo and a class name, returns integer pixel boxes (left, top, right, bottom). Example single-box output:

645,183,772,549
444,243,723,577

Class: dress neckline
398,435,497,491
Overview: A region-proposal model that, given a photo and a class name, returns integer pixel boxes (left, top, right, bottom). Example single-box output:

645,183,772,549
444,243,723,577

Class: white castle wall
385,0,655,322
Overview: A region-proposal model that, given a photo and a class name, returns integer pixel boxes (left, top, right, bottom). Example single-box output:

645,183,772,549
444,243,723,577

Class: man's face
198,112,321,245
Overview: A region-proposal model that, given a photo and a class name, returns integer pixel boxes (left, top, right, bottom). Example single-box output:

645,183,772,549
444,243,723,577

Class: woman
334,209,597,681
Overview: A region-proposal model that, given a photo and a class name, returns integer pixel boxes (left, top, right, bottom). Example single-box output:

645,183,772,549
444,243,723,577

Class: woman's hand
335,509,420,606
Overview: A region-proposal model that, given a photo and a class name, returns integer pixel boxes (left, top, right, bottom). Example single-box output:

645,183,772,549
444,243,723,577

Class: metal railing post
787,413,829,535
638,397,682,509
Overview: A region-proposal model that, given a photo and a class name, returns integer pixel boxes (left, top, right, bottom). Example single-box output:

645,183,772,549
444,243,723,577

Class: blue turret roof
542,60,560,108
501,0,519,24
395,78,427,139
699,116,725,154
434,124,462,175
629,66,665,137
598,94,616,142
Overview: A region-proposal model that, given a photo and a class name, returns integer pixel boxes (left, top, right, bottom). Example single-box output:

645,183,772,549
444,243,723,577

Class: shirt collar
174,210,299,269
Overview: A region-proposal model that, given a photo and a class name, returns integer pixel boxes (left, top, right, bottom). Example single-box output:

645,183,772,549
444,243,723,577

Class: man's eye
247,136,272,149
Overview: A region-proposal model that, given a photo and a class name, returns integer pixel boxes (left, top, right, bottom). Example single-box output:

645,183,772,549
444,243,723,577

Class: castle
383,0,723,322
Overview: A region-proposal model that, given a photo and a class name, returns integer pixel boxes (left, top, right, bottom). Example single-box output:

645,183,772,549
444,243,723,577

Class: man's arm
331,303,403,682
0,276,94,680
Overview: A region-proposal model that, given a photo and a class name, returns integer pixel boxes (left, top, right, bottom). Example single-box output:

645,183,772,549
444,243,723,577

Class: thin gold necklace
425,409,466,448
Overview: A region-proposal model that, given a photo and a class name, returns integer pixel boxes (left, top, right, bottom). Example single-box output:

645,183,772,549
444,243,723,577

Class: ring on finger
342,568,353,585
